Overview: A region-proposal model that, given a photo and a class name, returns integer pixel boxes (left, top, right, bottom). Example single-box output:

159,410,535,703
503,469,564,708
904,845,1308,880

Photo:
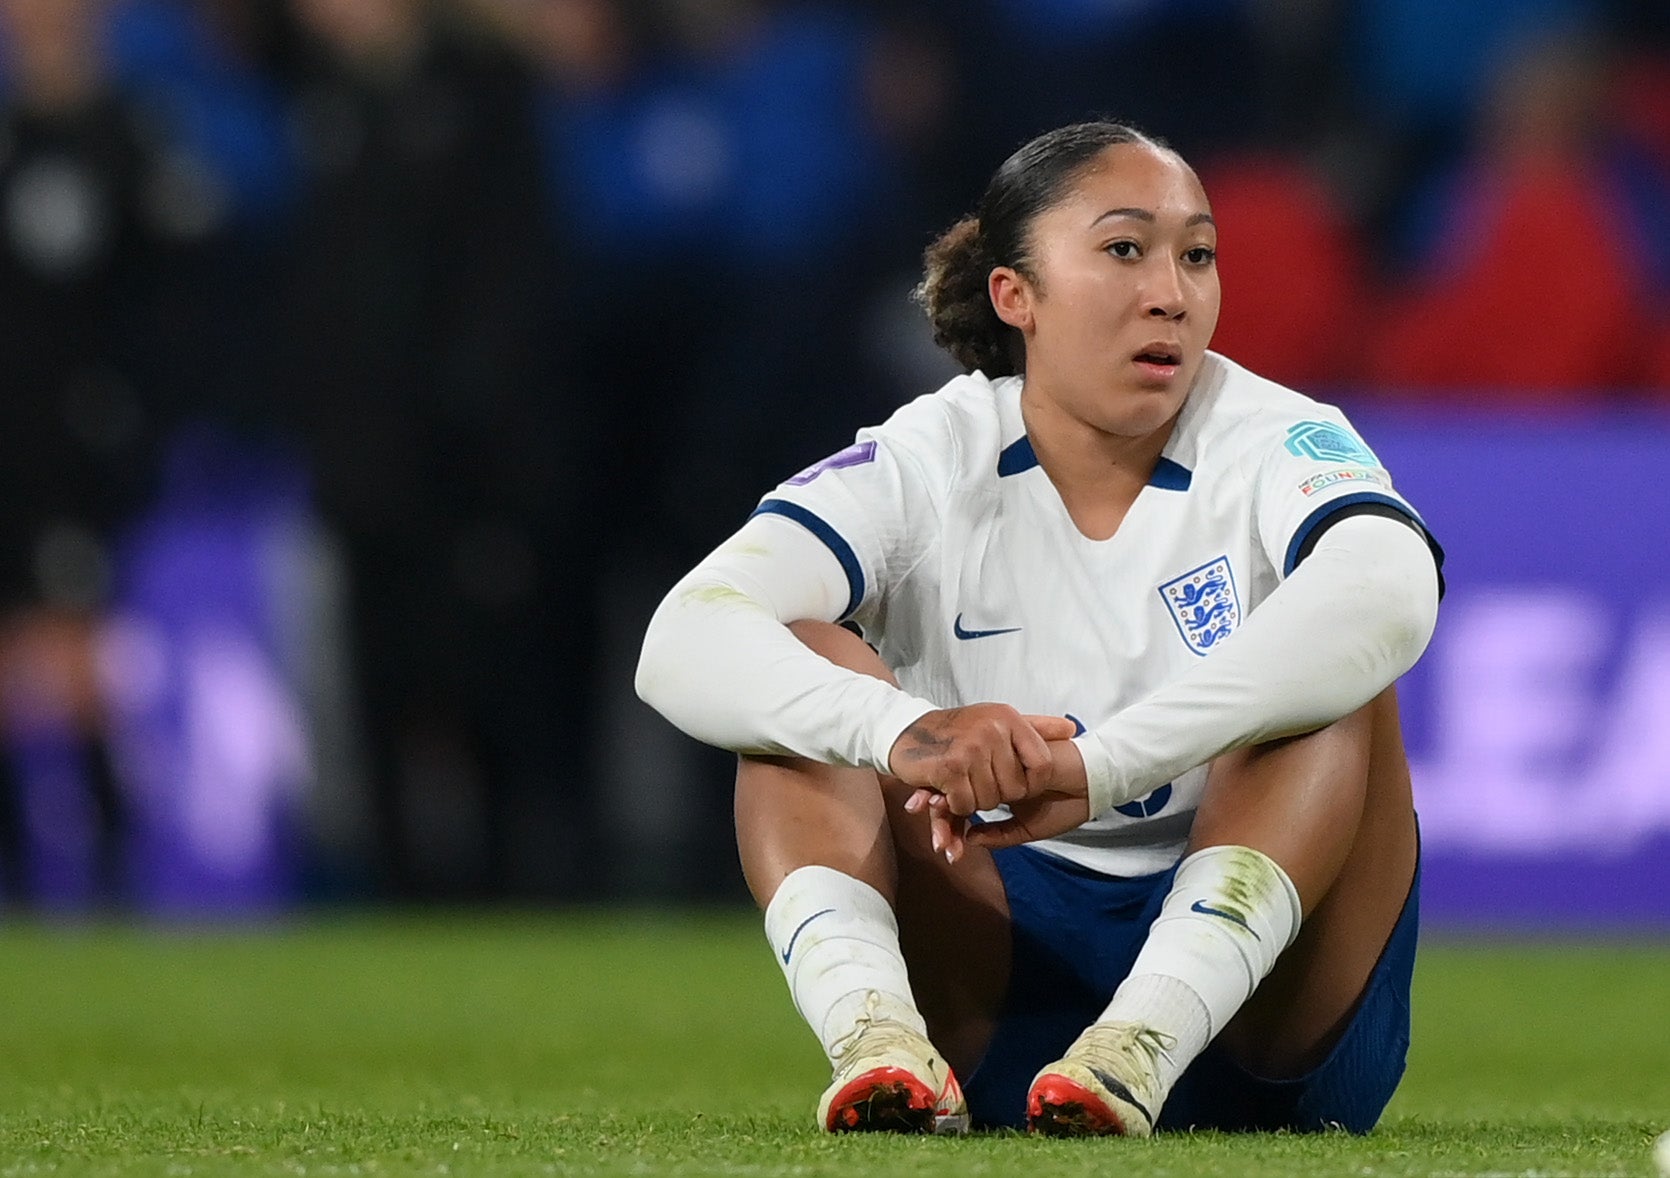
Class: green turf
0,913,1665,1176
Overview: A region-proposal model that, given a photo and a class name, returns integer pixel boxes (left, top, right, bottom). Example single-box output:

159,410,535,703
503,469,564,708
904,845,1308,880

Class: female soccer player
636,121,1443,1137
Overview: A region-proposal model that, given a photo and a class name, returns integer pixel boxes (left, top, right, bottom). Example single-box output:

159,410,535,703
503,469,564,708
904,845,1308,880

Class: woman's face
995,142,1221,439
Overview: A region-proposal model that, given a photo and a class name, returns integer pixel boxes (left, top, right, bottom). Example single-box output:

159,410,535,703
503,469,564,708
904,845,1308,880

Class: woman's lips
1132,357,1181,382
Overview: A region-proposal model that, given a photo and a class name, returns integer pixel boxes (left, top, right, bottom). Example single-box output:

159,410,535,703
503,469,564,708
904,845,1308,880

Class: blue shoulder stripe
1282,491,1433,576
750,499,865,620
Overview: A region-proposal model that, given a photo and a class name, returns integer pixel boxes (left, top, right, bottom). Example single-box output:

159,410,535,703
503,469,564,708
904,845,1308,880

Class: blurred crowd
0,0,1667,909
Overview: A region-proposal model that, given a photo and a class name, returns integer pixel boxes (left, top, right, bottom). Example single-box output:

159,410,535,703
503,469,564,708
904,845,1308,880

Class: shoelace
827,992,937,1084
1072,1022,1178,1095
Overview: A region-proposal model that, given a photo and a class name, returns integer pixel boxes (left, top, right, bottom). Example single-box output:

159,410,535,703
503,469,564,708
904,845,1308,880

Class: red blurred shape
1203,157,1370,388
1366,160,1654,398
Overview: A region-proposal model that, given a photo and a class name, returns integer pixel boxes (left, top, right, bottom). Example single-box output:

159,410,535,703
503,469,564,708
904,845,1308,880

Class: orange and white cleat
1026,1022,1173,1137
816,994,969,1135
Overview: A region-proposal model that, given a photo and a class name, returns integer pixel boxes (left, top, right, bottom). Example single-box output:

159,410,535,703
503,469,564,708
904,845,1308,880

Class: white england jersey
753,351,1433,878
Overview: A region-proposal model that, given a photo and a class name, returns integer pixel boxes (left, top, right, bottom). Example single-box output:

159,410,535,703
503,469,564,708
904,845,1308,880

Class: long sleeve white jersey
638,351,1443,876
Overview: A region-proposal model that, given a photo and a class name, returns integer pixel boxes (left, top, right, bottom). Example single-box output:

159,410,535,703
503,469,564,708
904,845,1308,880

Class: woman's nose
1143,262,1186,319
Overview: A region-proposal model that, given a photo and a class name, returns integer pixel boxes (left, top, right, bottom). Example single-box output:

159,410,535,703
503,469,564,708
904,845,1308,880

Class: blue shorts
962,842,1420,1133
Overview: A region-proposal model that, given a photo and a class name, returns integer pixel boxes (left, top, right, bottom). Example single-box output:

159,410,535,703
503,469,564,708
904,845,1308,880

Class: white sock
764,865,927,1064
1098,845,1302,1093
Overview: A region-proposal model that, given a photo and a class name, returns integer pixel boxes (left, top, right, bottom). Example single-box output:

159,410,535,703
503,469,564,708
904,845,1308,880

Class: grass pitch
0,912,1665,1176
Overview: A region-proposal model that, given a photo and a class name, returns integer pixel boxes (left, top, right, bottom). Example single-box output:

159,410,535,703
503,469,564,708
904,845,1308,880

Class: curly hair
914,121,1167,377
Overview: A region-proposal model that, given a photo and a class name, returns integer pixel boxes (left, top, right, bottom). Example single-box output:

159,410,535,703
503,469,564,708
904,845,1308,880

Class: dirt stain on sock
1200,846,1284,932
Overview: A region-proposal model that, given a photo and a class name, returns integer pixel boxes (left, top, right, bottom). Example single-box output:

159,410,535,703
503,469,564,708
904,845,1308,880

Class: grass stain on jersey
683,584,761,608
716,540,772,558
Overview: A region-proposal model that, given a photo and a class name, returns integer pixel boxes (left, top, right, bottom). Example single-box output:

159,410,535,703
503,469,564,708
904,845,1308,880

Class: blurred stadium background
0,0,1667,927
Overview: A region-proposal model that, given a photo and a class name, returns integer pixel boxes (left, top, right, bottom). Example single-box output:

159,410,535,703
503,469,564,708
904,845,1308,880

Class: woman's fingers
965,792,1091,850
890,705,1075,796
894,707,1090,854
1022,714,1081,743
926,794,967,862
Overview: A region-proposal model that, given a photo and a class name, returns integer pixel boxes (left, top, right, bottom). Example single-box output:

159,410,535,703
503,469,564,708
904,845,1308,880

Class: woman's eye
1106,241,1140,259
1184,246,1217,265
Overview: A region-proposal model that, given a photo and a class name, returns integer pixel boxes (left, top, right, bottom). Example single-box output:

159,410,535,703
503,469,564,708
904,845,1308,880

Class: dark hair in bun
914,121,1164,376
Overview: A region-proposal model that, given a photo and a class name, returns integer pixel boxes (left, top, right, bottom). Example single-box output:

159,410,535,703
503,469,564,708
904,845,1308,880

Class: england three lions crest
1160,557,1242,656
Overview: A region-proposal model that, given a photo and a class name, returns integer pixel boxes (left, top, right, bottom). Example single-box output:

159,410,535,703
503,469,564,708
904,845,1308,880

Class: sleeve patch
785,441,878,486
1284,421,1381,466
1298,467,1391,497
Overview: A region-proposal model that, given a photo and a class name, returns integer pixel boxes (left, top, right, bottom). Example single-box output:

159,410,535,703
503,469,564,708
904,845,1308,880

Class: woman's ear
989,266,1034,333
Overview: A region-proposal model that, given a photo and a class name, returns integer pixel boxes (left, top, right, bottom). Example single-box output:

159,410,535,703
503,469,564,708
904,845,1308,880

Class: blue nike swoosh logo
781,908,835,963
953,613,1022,641
1190,899,1260,939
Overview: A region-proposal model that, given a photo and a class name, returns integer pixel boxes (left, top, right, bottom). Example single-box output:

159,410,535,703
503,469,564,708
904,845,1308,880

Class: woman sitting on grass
637,120,1442,1136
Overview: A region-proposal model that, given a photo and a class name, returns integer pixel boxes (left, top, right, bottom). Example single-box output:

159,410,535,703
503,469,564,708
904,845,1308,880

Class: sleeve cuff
1074,731,1121,820
865,691,941,777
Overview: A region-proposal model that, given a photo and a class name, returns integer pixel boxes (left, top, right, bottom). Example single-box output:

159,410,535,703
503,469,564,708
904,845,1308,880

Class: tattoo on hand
898,719,953,761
